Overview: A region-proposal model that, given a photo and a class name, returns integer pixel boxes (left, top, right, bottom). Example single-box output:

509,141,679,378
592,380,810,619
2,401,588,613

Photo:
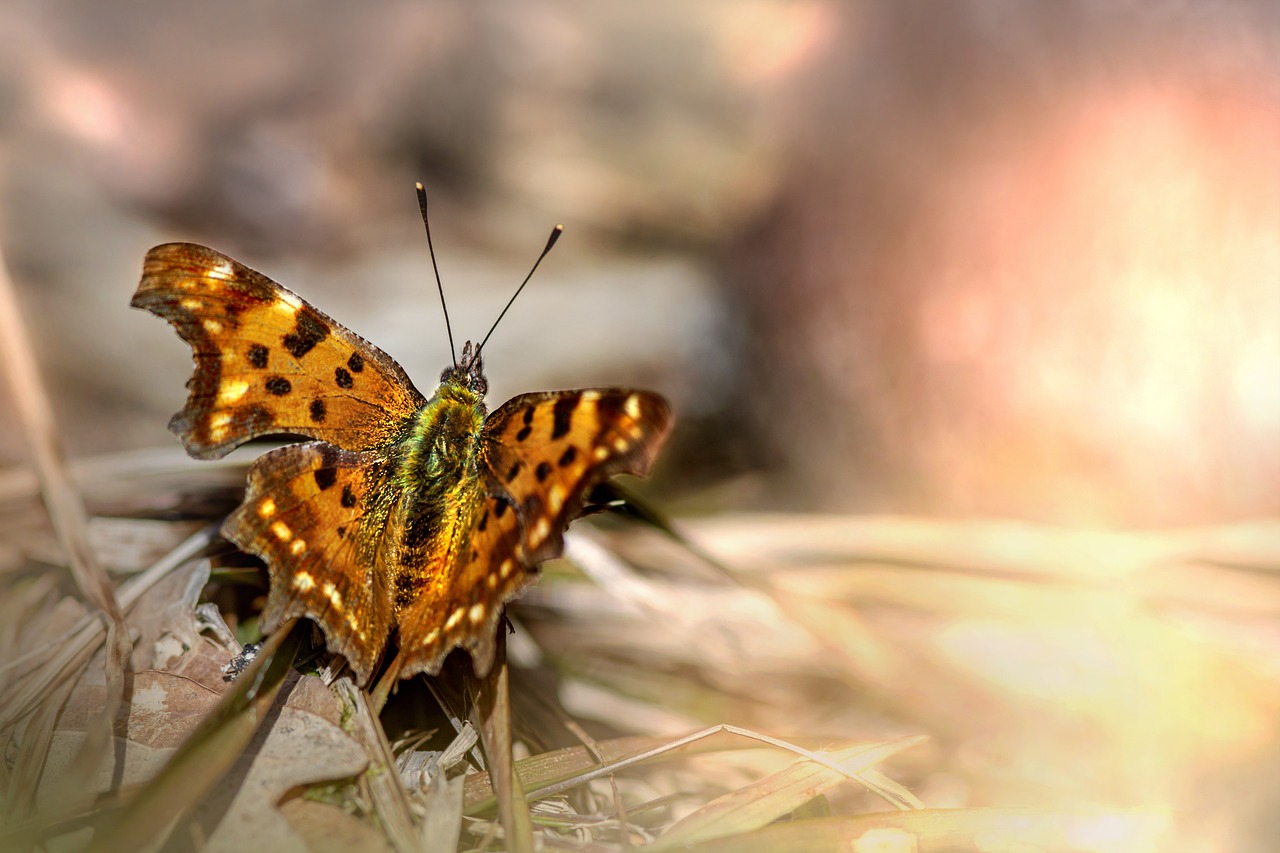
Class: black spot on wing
247,343,269,369
515,425,531,442
282,312,327,359
244,405,274,432
347,352,364,373
535,461,552,482
552,395,577,440
506,462,521,483
341,484,357,508
522,494,545,520
265,377,291,396
310,399,327,422
335,366,353,388
314,467,337,491
558,446,577,467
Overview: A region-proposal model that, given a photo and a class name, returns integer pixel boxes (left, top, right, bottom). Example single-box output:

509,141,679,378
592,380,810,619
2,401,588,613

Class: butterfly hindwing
223,441,395,684
480,389,673,563
133,243,426,459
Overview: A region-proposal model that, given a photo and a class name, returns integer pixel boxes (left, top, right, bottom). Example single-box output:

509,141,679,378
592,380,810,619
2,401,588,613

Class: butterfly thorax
400,377,486,493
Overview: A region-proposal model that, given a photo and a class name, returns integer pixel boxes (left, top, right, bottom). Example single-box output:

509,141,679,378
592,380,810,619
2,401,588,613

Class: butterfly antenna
476,224,563,357
417,182,457,369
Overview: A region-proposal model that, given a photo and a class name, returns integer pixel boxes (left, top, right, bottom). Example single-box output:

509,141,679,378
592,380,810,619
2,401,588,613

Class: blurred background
4,0,1280,526
4,1,1280,850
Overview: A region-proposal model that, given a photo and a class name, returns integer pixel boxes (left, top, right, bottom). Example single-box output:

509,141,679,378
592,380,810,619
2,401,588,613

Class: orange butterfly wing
480,389,672,562
392,489,526,679
134,242,430,683
391,388,672,679
133,243,426,459
136,243,675,687
223,442,397,685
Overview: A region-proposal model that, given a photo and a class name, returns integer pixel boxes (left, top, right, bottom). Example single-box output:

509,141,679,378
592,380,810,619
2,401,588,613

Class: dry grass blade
524,726,922,808
561,716,632,850
0,241,127,623
463,724,922,831
337,680,419,852
671,808,1171,852
85,618,304,853
0,235,133,821
0,524,219,730
4,678,76,824
469,632,534,853
649,736,927,851
420,771,466,853
463,735,684,813
0,573,56,680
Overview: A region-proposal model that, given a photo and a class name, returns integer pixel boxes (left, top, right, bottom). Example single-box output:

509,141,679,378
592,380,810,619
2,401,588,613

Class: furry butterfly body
133,242,672,685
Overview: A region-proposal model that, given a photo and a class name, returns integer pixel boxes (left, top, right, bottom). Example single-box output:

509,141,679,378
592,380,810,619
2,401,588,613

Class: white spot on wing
258,498,276,517
217,378,249,406
293,572,315,591
271,520,291,541
468,603,485,624
276,290,303,314
290,539,306,556
624,394,643,419
445,607,464,631
209,411,232,441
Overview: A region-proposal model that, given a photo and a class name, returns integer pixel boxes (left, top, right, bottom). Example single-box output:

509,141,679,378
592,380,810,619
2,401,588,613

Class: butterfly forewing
480,389,673,563
224,442,395,684
133,243,426,459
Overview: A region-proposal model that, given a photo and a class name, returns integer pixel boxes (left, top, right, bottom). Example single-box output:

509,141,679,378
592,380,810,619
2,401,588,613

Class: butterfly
132,240,672,687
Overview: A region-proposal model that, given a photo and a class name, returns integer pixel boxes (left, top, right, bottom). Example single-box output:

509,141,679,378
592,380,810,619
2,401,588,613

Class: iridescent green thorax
393,340,489,492
400,375,487,492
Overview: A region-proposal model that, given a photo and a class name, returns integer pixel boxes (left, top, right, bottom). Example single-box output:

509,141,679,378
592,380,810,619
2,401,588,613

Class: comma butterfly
132,205,672,688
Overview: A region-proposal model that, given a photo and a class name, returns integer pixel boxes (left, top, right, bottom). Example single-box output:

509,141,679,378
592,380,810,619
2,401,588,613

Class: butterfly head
440,339,489,398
